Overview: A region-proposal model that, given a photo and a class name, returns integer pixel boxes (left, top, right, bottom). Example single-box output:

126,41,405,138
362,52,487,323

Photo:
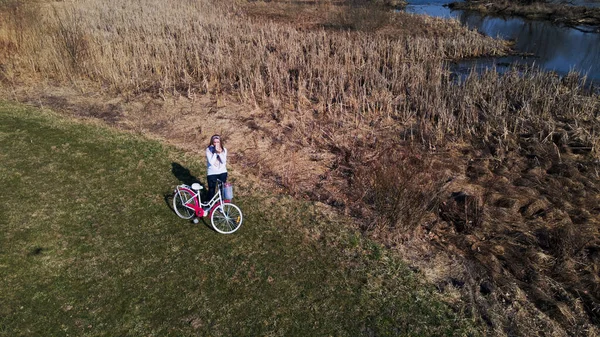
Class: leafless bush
355,147,445,232
53,7,89,73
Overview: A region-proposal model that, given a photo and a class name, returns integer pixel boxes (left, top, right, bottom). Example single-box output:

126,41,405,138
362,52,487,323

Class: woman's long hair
208,134,224,149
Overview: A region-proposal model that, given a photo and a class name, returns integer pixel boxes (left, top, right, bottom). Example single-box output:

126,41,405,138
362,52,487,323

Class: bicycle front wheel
173,189,196,219
211,203,243,234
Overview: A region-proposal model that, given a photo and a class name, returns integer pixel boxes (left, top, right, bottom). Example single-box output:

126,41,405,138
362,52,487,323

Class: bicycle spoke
173,189,196,220
210,203,242,234
183,196,195,208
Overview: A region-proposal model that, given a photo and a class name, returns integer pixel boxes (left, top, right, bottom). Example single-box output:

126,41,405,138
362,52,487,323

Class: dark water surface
406,0,600,84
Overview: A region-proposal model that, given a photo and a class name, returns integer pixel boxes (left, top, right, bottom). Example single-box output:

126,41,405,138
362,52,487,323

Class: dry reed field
2,0,600,335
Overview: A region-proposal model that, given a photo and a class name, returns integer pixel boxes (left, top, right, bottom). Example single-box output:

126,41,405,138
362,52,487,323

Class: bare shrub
355,147,444,232
53,7,89,73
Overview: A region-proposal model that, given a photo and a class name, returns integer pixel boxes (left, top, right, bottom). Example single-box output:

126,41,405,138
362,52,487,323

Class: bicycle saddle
191,183,203,190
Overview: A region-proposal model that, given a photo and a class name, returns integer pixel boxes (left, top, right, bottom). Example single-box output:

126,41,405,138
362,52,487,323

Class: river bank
407,0,600,86
449,0,600,32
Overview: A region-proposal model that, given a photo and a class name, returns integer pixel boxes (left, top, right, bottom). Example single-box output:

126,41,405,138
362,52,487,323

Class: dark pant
207,172,228,201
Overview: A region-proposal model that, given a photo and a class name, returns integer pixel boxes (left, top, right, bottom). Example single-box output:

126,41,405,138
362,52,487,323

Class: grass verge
0,102,480,336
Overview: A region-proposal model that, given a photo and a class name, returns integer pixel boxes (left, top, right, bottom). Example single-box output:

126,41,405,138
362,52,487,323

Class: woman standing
206,134,227,201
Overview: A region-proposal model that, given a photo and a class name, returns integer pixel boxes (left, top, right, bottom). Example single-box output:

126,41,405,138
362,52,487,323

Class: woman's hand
215,145,222,153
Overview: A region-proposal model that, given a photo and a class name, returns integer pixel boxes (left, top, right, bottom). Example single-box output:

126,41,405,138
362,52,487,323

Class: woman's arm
218,148,227,166
206,147,226,167
206,147,219,167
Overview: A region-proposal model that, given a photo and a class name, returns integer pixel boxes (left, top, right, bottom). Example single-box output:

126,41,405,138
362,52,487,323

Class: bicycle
172,180,243,234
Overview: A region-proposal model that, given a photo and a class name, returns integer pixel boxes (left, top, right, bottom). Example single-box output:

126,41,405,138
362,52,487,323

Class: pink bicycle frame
176,186,207,218
177,185,230,218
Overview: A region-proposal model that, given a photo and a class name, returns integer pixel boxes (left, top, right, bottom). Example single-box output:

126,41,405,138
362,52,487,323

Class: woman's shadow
171,162,201,186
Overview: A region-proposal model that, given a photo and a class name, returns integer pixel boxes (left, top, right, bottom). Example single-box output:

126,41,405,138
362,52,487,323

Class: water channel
405,0,600,85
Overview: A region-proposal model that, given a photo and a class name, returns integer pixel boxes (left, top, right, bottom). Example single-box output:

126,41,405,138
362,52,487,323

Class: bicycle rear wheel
173,189,196,219
211,203,243,234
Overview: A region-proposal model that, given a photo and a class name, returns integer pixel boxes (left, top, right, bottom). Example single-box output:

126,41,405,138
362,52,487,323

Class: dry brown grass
2,0,507,95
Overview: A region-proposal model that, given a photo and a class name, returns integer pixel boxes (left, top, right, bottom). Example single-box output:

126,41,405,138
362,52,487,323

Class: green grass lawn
0,102,479,336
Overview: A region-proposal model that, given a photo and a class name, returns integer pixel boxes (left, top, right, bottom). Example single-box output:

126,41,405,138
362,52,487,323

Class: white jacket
206,146,227,175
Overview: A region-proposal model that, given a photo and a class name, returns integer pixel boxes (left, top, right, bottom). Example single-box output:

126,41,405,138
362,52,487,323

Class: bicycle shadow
164,162,201,214
164,162,212,230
